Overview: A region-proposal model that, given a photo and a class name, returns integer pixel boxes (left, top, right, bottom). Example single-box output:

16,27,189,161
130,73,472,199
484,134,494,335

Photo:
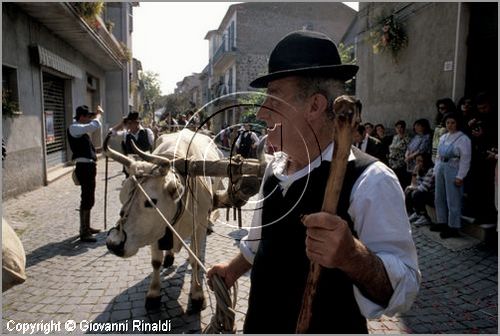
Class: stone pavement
2,159,498,334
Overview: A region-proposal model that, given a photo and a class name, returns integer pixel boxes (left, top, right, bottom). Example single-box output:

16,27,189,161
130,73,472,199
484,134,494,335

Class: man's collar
272,142,355,180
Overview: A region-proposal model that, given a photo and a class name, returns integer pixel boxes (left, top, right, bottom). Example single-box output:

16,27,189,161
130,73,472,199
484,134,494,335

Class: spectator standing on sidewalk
432,98,455,163
374,123,391,164
67,105,103,242
352,124,385,162
431,113,471,238
208,30,420,333
388,120,411,188
464,92,498,225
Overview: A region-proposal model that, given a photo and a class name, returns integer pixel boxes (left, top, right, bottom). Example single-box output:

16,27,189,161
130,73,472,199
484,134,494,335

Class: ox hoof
145,296,161,310
163,254,175,268
188,297,206,314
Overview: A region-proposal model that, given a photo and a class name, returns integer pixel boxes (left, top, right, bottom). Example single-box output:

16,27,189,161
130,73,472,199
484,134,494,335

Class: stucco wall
2,4,109,199
236,2,356,56
355,3,467,130
233,2,356,93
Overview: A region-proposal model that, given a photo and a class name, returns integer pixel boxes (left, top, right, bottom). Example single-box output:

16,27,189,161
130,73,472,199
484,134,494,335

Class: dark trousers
393,166,411,190
412,189,434,213
75,162,96,210
405,188,434,214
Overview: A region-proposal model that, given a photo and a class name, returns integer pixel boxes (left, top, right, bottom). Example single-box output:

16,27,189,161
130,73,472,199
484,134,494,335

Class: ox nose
106,240,125,257
106,228,126,257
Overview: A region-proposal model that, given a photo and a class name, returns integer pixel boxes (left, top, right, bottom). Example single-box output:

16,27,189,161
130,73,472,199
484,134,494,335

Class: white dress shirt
240,142,421,318
109,125,155,148
68,117,102,138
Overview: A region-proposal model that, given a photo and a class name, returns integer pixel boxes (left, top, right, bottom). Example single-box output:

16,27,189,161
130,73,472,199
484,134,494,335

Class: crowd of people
356,93,497,238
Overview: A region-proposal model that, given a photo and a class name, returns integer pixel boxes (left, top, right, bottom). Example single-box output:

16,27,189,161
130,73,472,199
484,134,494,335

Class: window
229,21,235,50
228,68,233,94
2,65,20,116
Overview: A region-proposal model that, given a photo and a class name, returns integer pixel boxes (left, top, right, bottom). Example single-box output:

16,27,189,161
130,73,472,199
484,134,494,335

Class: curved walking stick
296,95,360,333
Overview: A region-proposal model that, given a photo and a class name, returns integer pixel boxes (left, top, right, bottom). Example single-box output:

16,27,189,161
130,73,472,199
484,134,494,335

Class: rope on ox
130,175,237,333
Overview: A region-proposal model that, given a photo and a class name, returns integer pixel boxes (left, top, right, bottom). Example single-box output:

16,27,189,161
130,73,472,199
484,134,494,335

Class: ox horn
103,132,133,167
130,140,172,167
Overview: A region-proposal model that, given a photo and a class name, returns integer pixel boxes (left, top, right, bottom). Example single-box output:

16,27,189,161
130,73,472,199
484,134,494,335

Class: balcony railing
213,39,236,65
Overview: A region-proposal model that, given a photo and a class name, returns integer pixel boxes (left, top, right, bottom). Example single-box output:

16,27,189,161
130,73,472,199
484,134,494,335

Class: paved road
2,159,497,333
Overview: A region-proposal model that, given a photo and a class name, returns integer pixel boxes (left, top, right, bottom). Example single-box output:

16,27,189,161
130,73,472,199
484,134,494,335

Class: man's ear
306,93,329,122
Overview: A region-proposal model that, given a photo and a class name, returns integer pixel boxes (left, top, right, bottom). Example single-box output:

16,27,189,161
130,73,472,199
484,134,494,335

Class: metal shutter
43,73,67,167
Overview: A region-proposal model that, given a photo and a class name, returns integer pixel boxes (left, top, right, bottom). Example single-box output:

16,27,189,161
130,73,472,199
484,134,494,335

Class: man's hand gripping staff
296,95,361,333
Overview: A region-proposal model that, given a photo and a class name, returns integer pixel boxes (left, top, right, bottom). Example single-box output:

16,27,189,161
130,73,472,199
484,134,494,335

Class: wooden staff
104,150,109,230
296,95,360,333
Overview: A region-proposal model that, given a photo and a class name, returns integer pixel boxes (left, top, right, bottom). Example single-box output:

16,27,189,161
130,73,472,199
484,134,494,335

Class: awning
31,45,83,79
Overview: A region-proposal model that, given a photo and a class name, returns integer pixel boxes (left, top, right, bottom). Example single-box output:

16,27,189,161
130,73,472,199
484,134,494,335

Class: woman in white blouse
431,113,471,238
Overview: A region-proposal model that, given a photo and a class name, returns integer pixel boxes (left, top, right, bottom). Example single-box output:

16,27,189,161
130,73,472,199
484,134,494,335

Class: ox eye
144,199,158,208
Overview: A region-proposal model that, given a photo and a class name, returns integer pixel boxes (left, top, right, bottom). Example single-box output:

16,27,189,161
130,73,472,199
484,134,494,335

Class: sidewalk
2,159,498,333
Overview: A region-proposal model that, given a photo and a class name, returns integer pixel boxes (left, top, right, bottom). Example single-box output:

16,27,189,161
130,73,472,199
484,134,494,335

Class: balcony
212,40,237,73
16,2,125,71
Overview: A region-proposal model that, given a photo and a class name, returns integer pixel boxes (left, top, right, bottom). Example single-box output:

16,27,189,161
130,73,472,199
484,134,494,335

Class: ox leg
145,243,163,310
163,250,175,268
188,223,207,313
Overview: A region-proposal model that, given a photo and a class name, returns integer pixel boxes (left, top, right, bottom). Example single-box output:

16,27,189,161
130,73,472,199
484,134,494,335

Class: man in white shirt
208,30,420,333
67,105,103,242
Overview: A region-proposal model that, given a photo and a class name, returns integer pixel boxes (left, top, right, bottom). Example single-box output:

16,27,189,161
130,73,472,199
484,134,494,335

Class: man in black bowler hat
109,111,154,177
67,105,103,242
208,30,420,333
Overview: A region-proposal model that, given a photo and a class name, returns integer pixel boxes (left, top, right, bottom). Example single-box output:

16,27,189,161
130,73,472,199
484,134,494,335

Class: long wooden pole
296,95,360,333
103,155,108,230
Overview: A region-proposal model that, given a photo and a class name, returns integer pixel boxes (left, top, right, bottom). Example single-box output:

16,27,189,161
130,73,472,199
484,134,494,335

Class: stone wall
354,2,468,130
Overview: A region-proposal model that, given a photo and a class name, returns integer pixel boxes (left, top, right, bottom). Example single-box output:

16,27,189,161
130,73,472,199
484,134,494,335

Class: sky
132,2,359,95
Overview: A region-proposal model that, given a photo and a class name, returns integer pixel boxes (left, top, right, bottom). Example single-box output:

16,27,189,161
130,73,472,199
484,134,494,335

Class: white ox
104,129,223,310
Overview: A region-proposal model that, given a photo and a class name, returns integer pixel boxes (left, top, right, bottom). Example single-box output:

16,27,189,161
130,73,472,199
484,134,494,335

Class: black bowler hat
75,105,94,119
250,30,359,88
124,111,140,122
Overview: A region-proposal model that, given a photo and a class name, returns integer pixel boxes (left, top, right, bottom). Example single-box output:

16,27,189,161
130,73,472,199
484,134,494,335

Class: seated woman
405,119,432,177
406,153,435,226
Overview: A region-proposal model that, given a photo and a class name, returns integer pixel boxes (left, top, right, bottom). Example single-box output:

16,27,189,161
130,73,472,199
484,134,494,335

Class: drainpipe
39,70,49,186
451,2,462,101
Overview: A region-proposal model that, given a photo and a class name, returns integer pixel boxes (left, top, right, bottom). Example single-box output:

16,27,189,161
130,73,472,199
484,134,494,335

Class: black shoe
440,228,461,239
80,234,97,243
89,227,101,234
429,224,447,232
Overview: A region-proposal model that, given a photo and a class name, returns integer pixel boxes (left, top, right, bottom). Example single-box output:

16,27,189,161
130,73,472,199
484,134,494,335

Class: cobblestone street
2,159,498,334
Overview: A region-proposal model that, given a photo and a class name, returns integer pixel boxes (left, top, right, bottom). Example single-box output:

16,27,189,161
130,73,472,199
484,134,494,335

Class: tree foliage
238,91,267,129
141,71,162,111
157,93,191,119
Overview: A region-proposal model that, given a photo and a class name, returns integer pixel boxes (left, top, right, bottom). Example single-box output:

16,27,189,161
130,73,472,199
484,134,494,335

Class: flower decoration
2,88,20,118
370,14,408,61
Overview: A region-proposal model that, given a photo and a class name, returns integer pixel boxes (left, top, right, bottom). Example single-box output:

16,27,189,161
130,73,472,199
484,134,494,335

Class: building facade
2,2,137,199
203,2,357,132
344,2,497,129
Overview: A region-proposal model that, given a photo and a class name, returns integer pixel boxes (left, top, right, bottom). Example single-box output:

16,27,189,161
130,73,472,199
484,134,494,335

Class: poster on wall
45,110,55,143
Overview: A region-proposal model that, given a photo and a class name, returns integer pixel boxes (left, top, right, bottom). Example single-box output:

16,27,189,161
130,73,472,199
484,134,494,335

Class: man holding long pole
208,30,420,333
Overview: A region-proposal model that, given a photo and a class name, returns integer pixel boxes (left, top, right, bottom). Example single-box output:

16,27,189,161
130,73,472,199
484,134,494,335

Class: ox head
103,136,184,258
